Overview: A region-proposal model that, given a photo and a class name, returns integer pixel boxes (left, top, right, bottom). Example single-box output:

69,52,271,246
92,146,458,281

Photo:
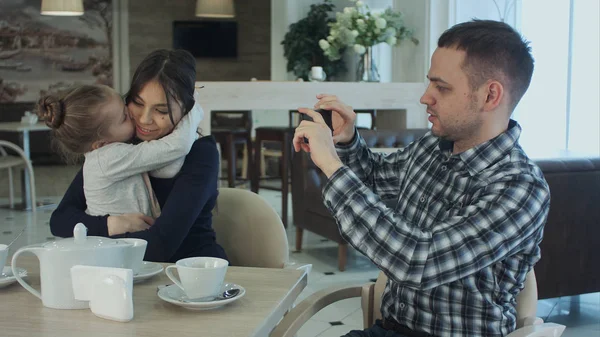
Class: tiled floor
1,188,599,337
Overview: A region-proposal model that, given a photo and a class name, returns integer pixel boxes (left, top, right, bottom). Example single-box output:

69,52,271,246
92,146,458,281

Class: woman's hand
313,94,357,144
107,213,154,236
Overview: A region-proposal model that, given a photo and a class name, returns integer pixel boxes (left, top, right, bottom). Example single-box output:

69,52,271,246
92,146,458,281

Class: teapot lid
44,223,130,250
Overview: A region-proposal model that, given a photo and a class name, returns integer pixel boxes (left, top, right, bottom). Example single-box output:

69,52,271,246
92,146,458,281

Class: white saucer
0,266,27,289
157,283,245,310
133,261,163,284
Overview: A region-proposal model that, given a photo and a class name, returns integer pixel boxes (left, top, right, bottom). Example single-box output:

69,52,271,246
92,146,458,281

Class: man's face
420,47,483,142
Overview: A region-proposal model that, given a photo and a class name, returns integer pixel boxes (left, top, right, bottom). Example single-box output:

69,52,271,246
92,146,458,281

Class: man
293,20,549,337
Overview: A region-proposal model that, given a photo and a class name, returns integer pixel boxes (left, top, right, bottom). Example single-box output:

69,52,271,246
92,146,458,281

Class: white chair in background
0,140,36,211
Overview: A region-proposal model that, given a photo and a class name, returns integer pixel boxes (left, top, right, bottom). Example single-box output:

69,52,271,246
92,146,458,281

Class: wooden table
0,258,308,337
0,122,50,210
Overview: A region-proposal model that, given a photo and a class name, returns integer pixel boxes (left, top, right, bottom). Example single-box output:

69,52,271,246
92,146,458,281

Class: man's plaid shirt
322,120,550,337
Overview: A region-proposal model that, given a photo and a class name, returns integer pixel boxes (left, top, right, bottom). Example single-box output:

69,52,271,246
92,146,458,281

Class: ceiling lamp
41,0,84,16
195,0,235,18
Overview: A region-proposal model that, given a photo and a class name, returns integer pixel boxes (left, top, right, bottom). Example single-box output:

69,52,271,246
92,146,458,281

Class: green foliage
322,2,419,61
281,0,347,81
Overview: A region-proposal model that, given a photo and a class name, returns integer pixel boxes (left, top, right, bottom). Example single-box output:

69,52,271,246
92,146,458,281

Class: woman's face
127,80,183,141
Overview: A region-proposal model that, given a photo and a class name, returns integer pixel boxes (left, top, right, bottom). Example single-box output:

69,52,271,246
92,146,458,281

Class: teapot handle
11,246,44,300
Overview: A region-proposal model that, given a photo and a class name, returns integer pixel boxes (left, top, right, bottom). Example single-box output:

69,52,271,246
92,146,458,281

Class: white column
113,0,130,94
271,0,288,81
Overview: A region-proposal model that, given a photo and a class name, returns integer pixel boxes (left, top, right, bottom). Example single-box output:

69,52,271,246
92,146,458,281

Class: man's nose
420,88,435,106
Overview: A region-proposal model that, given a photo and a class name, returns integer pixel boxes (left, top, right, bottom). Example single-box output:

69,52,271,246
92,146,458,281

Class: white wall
454,0,519,27
390,0,428,83
389,0,520,82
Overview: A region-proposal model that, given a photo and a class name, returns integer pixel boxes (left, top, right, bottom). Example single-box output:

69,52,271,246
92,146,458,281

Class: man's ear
91,139,108,150
483,80,504,111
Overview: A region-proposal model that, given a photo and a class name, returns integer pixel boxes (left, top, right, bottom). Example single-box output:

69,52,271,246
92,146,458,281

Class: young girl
38,84,203,220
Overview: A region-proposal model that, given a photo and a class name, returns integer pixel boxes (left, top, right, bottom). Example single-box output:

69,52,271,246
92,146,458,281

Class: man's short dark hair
438,19,534,111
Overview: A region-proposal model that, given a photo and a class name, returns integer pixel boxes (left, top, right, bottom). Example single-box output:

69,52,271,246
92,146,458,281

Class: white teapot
11,223,135,310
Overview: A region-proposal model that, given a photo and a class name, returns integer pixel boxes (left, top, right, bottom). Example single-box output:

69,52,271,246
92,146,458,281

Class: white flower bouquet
319,0,418,61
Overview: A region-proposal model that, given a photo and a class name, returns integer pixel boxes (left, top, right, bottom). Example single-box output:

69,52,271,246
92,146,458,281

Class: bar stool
252,125,295,228
211,111,253,188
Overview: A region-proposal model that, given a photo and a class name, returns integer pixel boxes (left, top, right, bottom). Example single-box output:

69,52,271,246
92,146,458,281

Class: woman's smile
135,123,157,136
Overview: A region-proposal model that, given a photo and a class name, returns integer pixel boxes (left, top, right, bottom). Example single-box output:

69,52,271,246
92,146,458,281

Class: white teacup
120,238,147,275
165,257,229,300
0,244,7,273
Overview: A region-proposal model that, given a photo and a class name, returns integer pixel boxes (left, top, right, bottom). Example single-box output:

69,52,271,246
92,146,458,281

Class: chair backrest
212,188,289,268
211,110,252,131
370,270,538,325
533,158,600,299
359,128,430,148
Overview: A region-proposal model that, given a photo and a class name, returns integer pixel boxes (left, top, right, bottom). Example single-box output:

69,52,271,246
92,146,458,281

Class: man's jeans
342,320,407,337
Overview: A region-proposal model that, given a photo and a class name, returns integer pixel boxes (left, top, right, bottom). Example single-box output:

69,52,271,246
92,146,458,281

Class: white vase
356,47,380,82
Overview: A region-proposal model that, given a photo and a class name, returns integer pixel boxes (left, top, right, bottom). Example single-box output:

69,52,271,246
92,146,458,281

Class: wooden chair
212,188,289,268
271,270,566,337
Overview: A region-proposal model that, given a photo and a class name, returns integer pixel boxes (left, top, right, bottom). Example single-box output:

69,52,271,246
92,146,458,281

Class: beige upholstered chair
271,270,566,337
212,188,289,268
0,140,36,211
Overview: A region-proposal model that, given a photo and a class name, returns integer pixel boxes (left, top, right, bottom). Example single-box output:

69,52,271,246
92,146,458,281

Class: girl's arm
94,101,204,181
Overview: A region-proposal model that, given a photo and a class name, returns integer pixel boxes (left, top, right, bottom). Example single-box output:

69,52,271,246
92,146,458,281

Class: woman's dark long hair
125,49,197,125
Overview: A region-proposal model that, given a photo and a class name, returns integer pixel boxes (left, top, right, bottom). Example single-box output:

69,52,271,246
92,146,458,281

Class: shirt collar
438,119,521,175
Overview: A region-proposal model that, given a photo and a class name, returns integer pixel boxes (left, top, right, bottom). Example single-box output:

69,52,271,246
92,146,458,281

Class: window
515,0,600,157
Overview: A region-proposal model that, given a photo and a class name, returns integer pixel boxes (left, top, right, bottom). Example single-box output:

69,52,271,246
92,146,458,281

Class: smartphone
299,109,334,143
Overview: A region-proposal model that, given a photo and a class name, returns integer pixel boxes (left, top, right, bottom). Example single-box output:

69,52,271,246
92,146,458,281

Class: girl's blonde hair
37,84,116,162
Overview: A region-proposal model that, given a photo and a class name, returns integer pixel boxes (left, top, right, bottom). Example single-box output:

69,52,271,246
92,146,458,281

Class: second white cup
165,257,229,301
120,238,147,275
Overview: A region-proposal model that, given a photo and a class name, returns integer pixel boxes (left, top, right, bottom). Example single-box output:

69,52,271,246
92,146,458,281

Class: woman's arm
110,136,219,262
50,169,110,237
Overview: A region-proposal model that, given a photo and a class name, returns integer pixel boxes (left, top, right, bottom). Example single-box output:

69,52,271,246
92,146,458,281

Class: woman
49,49,227,262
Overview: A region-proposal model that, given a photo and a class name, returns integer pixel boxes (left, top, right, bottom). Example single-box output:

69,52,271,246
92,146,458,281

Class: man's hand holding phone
299,109,334,143
293,107,343,178
313,94,357,144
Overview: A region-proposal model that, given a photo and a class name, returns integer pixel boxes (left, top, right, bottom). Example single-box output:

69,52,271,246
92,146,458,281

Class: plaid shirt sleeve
335,130,416,199
322,164,550,290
